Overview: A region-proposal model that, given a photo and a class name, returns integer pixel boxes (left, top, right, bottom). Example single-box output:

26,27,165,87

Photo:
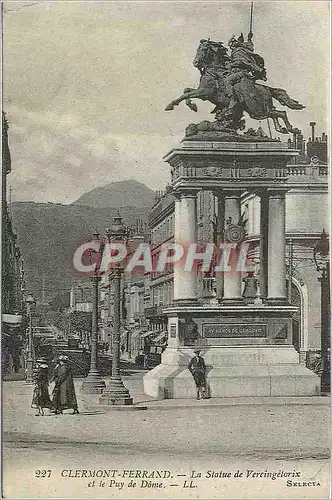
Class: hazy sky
3,1,330,203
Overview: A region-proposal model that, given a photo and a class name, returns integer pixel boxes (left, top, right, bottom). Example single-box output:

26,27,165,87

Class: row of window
150,280,174,307
150,214,174,247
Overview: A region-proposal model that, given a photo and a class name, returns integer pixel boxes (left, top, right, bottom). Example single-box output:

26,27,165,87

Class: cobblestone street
2,375,330,499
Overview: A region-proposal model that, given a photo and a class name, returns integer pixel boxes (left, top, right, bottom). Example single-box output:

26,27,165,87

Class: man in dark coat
51,356,79,414
188,349,207,400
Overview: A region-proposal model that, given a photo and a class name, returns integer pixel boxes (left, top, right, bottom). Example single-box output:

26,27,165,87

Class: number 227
35,470,52,478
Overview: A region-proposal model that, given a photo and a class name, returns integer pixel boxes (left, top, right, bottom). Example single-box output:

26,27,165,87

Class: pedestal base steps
143,346,320,399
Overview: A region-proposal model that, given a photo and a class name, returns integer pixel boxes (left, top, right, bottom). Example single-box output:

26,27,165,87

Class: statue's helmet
228,33,244,47
228,34,237,47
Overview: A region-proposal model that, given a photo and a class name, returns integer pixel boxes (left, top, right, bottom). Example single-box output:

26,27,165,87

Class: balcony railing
286,164,328,177
144,304,170,317
319,166,328,175
287,166,307,175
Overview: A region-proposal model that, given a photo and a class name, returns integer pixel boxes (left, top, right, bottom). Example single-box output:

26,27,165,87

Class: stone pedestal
143,305,320,398
144,346,319,399
144,140,320,398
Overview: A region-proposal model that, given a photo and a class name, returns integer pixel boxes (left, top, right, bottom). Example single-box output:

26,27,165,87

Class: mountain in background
10,180,157,302
12,202,150,301
73,179,155,208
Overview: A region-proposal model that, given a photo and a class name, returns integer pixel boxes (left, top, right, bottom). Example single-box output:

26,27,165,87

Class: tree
68,311,92,336
48,291,70,312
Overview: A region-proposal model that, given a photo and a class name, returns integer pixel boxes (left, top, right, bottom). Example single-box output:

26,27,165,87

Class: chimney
309,121,316,142
302,139,306,156
292,128,300,149
297,132,303,155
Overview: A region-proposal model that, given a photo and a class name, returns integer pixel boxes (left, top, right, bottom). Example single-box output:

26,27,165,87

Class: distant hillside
73,179,155,208
11,202,150,302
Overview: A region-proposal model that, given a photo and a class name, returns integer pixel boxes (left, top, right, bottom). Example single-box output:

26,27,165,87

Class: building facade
144,125,328,359
70,283,93,313
1,113,26,376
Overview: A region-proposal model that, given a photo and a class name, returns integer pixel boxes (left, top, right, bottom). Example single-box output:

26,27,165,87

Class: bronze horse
165,39,304,134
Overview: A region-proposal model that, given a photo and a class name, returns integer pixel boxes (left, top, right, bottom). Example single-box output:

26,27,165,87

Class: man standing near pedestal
188,350,207,400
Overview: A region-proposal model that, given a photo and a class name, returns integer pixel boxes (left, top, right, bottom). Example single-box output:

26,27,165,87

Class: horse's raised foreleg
165,89,208,111
182,88,198,111
165,92,193,111
185,99,198,112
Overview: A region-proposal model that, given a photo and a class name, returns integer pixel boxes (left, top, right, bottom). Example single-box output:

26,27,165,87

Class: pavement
2,373,331,499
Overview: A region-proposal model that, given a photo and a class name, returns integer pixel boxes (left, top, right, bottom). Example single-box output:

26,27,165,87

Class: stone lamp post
99,213,133,405
81,231,106,394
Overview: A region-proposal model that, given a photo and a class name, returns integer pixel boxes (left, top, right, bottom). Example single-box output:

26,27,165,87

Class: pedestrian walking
31,358,52,416
188,349,207,400
51,355,79,415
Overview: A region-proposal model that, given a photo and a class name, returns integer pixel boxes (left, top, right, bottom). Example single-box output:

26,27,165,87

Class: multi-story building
145,188,175,335
1,113,26,376
144,124,329,360
69,283,93,313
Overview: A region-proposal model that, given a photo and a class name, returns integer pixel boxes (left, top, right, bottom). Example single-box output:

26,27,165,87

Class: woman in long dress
51,355,79,415
31,358,52,416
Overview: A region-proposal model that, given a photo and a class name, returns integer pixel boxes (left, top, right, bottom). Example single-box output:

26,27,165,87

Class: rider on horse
224,32,267,110
165,34,304,134
200,40,230,83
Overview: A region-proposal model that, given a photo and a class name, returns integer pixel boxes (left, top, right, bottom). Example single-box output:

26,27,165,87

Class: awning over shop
152,331,168,343
2,314,22,324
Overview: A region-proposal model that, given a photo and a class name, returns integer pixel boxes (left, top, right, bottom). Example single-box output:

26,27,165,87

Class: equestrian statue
165,32,304,137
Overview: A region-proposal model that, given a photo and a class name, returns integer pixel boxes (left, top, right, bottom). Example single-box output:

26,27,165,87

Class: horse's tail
266,86,305,110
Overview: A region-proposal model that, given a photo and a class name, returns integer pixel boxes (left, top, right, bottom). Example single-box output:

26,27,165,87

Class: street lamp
313,229,330,394
99,213,133,405
81,231,106,394
25,293,35,384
